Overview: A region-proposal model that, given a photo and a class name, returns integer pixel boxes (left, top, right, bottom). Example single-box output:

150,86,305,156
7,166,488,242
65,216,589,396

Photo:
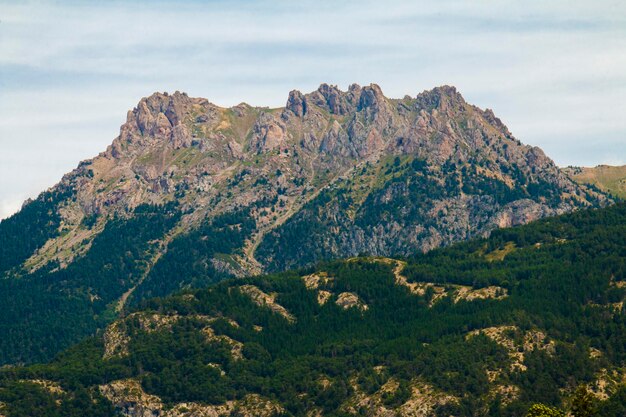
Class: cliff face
10,83,608,277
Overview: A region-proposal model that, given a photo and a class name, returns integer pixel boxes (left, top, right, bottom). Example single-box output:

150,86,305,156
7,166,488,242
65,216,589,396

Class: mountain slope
564,165,626,199
5,84,606,277
0,84,609,365
1,203,625,417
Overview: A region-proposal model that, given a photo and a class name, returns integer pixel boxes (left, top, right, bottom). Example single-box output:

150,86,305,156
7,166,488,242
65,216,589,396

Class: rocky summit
0,83,610,365
12,84,607,274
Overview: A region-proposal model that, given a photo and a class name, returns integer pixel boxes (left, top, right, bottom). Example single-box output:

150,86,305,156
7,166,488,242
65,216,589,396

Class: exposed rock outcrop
99,379,284,417
466,326,555,372
335,292,368,311
238,285,295,322
341,377,458,416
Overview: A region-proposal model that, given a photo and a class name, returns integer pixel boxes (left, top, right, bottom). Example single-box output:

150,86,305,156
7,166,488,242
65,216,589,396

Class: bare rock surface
99,379,284,417
335,292,368,311
238,285,295,322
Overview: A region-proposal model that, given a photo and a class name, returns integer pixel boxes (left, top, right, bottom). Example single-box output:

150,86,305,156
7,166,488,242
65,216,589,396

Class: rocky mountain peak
413,85,466,113
313,83,347,114
286,89,306,117
133,91,195,127
358,83,385,108
19,82,609,281
286,83,389,118
108,91,218,158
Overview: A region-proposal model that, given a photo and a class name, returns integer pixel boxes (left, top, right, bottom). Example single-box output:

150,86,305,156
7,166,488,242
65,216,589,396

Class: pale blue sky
1,0,625,218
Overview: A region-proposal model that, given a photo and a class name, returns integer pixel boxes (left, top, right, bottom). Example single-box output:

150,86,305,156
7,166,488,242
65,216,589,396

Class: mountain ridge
0,83,611,365
12,83,607,275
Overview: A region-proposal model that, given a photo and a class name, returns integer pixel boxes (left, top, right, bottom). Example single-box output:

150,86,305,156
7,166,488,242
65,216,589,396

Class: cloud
0,0,625,218
0,197,25,220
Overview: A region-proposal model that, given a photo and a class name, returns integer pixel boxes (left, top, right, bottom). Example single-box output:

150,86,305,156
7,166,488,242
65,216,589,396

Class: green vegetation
0,188,70,275
0,380,114,417
0,199,256,366
129,208,256,303
257,155,587,272
566,165,626,200
525,403,565,417
525,385,601,416
0,203,624,416
0,203,180,365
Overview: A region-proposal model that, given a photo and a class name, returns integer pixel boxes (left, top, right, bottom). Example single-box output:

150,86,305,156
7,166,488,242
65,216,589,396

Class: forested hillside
1,203,624,416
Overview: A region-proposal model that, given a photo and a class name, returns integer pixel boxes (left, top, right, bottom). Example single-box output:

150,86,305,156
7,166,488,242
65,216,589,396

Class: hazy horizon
1,0,625,219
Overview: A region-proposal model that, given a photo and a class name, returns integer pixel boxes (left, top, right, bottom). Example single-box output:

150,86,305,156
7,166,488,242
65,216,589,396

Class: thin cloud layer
1,0,625,218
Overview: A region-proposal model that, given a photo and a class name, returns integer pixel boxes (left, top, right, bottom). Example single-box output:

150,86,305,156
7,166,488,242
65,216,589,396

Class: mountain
564,165,626,200
1,202,625,417
0,84,610,365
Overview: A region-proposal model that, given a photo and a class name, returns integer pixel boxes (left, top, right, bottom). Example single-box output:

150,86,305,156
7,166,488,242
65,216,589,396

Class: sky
1,1,625,219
